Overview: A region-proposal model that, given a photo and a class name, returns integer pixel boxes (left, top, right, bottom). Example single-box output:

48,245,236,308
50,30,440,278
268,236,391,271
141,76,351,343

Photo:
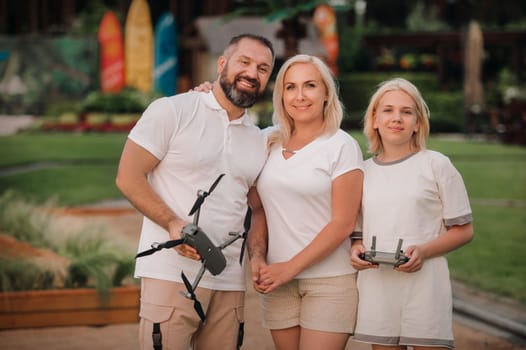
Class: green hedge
426,90,464,132
338,72,464,132
81,88,161,114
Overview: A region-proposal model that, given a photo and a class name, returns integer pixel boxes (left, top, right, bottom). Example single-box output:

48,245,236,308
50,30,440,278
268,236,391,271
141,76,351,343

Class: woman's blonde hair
268,54,343,146
363,77,430,155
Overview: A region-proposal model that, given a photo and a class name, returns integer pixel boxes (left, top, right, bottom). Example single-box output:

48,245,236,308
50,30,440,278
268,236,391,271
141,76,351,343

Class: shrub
425,90,465,132
0,191,136,292
0,191,54,249
61,230,135,294
81,87,162,114
0,258,55,291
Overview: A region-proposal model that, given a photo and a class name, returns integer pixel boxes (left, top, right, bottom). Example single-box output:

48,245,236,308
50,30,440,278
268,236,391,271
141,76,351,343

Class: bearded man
116,34,275,350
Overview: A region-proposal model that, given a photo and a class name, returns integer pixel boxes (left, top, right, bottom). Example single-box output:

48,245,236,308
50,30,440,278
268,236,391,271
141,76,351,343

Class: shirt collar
202,91,252,126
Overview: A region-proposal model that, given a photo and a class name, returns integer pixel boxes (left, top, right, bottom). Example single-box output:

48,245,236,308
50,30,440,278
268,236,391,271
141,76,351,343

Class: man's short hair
228,33,275,60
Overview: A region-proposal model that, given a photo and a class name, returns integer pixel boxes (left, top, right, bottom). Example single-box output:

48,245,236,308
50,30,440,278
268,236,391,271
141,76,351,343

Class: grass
1,131,525,303
0,133,126,205
0,133,127,167
448,205,526,302
449,150,526,303
0,164,122,206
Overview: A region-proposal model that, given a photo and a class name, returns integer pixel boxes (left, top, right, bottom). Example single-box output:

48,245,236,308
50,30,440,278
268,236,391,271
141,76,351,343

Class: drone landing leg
192,263,207,291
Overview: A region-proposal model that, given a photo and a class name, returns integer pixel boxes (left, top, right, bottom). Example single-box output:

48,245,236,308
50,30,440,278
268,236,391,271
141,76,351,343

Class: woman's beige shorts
260,274,358,333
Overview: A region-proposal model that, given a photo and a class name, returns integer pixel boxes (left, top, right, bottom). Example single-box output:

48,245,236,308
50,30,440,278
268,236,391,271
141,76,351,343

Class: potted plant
80,87,158,131
0,191,139,329
40,87,156,132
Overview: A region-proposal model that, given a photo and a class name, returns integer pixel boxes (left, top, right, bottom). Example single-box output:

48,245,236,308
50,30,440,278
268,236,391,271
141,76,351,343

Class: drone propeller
239,207,251,265
188,174,225,217
181,271,206,322
135,238,185,258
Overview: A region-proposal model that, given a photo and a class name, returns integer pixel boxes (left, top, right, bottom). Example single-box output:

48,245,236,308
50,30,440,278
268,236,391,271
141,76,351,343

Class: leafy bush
81,87,161,114
43,100,82,117
61,230,135,294
0,190,54,248
0,258,55,291
425,90,465,132
0,191,136,292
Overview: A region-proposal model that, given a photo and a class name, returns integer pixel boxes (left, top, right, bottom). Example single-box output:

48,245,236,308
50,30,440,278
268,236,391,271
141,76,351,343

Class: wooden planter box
0,286,140,329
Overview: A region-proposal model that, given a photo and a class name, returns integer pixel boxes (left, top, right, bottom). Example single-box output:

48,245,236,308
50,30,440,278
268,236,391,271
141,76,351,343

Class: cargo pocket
140,302,175,323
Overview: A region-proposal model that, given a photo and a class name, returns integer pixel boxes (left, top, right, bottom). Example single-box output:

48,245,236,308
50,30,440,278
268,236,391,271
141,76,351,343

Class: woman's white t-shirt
257,129,364,279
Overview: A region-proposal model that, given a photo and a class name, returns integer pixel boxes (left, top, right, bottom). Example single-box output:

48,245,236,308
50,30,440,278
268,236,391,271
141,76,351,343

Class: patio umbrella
463,20,485,116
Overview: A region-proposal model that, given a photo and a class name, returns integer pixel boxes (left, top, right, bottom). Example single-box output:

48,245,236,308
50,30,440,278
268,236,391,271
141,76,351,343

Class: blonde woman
248,54,364,350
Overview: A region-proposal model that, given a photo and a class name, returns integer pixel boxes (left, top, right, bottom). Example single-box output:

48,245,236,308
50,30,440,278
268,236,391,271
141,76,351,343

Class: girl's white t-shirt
359,150,472,252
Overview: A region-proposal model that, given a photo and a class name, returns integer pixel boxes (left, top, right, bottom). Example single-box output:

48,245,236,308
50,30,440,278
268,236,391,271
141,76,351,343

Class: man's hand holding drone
168,218,200,261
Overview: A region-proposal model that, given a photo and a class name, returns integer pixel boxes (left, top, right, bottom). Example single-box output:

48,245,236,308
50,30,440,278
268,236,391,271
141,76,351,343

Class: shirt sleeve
432,153,473,225
128,97,179,160
331,133,365,180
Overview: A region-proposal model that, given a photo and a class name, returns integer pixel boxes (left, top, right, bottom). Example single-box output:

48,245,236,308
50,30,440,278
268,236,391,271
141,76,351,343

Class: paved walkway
0,115,35,135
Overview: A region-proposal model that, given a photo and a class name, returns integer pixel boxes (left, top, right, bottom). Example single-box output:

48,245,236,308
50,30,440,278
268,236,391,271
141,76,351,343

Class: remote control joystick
359,236,409,267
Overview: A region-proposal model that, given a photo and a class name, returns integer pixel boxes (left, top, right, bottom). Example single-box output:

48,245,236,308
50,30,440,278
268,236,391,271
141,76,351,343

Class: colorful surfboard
97,11,125,93
124,0,153,93
154,12,178,96
313,5,339,75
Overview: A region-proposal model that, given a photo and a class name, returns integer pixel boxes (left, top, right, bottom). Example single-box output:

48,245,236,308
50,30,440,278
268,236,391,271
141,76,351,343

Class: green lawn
0,133,127,206
0,133,127,167
1,132,525,303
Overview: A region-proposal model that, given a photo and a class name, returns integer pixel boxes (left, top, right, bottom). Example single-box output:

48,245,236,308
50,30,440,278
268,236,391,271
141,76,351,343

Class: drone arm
191,262,207,291
219,232,243,250
135,238,186,258
395,239,403,259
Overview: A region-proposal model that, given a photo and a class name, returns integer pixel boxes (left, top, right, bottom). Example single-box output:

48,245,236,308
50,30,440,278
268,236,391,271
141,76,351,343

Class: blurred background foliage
1,0,524,138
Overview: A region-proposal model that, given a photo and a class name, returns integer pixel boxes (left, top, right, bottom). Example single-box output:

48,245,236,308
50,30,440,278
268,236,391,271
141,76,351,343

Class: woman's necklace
282,147,296,154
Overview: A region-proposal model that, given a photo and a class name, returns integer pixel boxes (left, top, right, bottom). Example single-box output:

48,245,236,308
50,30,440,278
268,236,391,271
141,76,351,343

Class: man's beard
219,70,261,108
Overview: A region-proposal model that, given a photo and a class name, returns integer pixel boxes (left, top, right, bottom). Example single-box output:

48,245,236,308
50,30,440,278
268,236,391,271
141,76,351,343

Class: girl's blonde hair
268,54,343,146
363,77,430,154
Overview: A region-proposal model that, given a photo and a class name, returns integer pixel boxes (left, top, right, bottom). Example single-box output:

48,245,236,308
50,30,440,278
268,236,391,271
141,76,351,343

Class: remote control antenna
395,239,403,259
